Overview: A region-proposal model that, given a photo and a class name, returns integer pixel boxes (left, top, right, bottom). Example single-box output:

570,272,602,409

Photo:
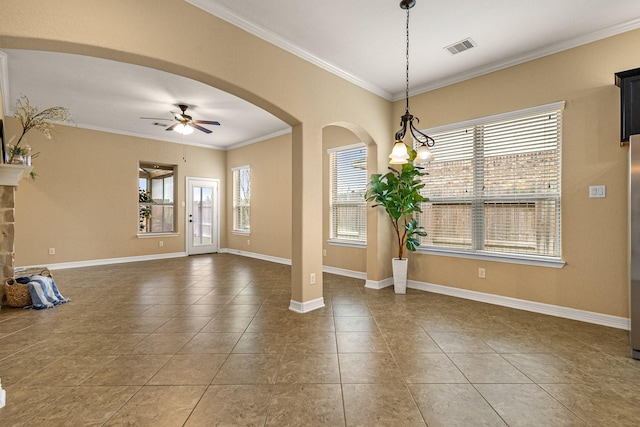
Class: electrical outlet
478,268,486,279
310,273,316,284
48,248,55,255
159,241,164,247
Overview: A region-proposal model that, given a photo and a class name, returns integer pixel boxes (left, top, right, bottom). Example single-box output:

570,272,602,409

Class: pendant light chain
405,7,410,113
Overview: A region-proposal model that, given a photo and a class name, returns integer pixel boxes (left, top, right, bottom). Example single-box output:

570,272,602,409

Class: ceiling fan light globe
173,123,194,135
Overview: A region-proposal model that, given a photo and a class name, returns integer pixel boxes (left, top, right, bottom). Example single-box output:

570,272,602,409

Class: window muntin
232,165,250,233
417,103,562,259
329,144,367,243
139,163,176,233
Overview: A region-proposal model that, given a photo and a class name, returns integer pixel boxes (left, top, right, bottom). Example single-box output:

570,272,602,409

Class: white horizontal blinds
232,166,250,232
416,103,562,258
417,127,474,249
330,146,367,242
421,127,475,198
481,110,561,256
417,203,473,249
483,111,561,197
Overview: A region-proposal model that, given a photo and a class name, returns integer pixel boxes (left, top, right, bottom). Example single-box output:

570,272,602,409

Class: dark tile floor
1,254,640,426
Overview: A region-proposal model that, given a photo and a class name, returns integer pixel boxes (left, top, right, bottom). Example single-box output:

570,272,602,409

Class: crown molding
184,2,640,101
184,0,393,100
401,17,640,101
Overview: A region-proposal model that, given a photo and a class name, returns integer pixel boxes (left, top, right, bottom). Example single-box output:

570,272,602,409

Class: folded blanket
26,275,70,310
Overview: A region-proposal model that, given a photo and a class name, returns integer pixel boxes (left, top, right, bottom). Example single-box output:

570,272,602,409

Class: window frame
328,143,368,247
232,165,251,234
138,162,177,235
415,101,565,268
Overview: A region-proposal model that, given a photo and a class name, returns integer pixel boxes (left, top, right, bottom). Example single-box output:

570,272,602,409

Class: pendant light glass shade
389,141,410,164
416,143,434,162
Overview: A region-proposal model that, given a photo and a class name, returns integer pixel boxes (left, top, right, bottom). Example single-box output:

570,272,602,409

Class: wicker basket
4,278,32,307
3,269,52,308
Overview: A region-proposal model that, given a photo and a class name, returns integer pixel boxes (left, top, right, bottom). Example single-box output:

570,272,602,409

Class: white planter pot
392,258,408,294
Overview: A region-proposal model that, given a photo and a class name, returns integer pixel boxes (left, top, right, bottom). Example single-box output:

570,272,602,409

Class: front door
186,177,219,255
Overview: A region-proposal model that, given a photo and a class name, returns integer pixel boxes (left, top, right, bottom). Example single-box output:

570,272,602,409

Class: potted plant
365,144,428,294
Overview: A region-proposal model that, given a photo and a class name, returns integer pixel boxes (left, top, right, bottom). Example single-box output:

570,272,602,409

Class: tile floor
1,254,640,426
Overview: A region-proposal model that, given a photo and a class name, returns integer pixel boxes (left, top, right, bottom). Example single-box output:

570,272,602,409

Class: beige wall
400,29,640,318
4,119,226,265
226,133,292,260
322,125,367,273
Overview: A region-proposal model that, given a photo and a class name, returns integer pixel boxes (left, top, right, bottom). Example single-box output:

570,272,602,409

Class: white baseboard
219,248,291,265
17,252,187,271
289,297,325,313
407,279,630,330
322,266,366,280
365,277,394,290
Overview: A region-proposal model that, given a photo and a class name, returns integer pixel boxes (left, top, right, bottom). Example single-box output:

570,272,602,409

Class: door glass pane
192,186,214,246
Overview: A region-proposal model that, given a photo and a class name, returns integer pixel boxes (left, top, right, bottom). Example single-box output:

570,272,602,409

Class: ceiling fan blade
193,120,220,126
191,123,212,134
165,123,179,131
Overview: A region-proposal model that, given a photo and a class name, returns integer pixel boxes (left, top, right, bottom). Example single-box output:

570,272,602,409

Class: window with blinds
416,102,563,259
232,165,250,233
329,144,367,244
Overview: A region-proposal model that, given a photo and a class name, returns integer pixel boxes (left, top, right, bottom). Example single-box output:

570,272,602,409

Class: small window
329,144,367,243
139,162,176,233
232,165,250,233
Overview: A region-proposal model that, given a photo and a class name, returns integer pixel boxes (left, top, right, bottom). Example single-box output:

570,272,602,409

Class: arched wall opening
0,1,394,311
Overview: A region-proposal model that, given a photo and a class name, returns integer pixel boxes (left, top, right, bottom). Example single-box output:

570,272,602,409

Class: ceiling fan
141,104,220,135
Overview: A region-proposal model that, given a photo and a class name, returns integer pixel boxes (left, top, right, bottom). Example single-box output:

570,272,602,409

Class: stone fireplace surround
0,164,32,307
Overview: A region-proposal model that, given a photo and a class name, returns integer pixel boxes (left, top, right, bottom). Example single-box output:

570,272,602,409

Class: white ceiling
0,50,291,150
2,0,640,149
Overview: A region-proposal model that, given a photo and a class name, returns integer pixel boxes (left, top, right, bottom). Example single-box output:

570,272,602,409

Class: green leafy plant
7,145,29,158
139,188,153,232
365,144,428,259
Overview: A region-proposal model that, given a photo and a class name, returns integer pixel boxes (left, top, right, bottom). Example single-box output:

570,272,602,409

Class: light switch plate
589,185,606,198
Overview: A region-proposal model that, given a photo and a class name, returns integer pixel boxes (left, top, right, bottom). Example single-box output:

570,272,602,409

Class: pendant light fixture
389,0,435,164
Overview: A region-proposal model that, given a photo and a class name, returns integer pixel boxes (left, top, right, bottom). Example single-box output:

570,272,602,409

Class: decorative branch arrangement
7,95,70,164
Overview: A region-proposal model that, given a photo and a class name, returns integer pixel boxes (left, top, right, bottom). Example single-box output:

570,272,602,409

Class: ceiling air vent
445,38,477,55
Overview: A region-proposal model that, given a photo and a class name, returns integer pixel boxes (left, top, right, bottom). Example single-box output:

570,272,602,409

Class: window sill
232,230,251,236
328,239,366,249
416,247,565,269
137,232,179,239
